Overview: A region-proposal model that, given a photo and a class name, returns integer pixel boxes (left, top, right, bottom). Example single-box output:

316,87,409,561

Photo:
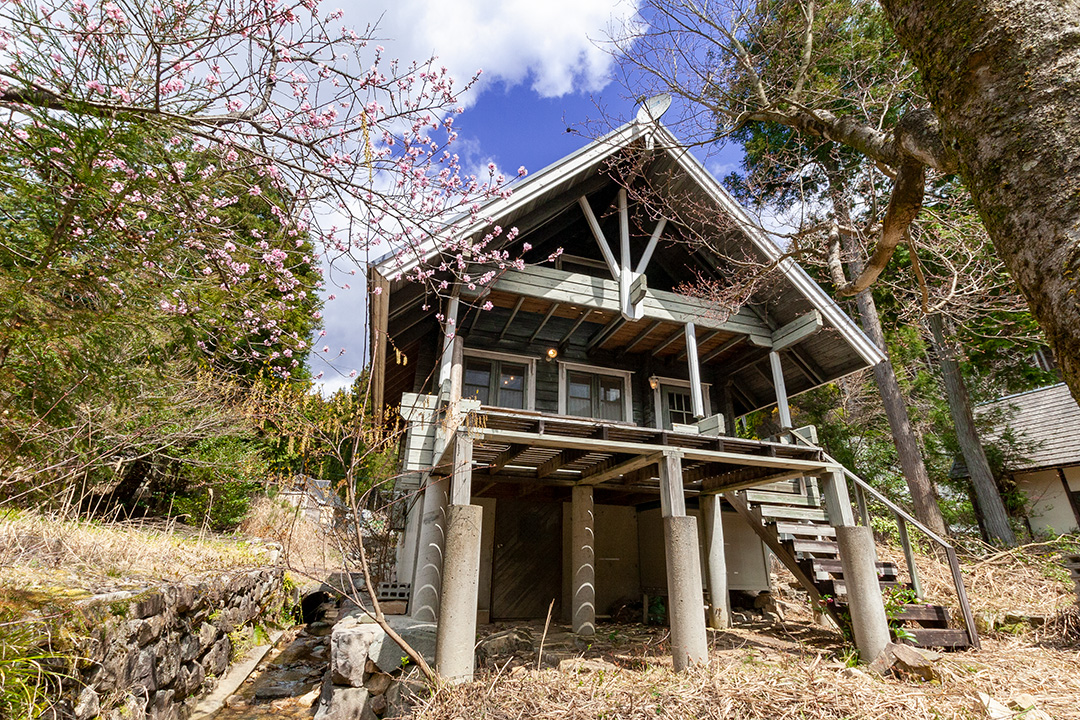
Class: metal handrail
788,431,980,649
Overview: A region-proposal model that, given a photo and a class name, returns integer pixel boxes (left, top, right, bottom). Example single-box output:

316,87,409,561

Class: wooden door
490,500,562,619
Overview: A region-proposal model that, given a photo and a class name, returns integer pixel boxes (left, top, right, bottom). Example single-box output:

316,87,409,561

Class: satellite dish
635,93,672,124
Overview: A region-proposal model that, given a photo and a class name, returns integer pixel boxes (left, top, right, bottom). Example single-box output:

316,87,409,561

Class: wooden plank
744,489,822,507
498,296,526,341
902,628,971,649
528,302,561,343
700,468,809,494
774,521,836,538
758,505,828,522
650,327,685,356
790,539,840,555
635,217,666,274
771,310,823,351
536,448,589,479
892,605,951,626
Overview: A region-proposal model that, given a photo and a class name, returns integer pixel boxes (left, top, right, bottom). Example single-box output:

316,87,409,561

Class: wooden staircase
727,477,973,650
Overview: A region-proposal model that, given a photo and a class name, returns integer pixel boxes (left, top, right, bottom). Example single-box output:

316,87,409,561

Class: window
462,351,534,410
559,363,632,422
650,377,711,430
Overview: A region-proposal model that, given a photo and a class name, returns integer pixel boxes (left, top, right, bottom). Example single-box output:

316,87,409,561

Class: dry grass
237,495,343,576
413,628,1080,720
0,508,271,601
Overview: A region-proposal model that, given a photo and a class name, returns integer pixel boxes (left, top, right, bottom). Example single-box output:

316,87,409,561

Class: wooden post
369,270,390,415
769,350,792,430
659,450,687,518
437,295,460,398
618,188,632,319
449,430,473,506
821,467,855,527
685,322,705,418
896,515,924,600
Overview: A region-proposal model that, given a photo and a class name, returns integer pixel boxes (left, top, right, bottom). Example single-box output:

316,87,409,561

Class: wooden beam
461,264,772,344
676,329,722,362
436,295,460,396
701,336,743,364
636,218,667,275
559,309,593,345
650,327,685,357
618,188,633,318
537,448,589,479
369,269,390,414
699,467,807,494
771,310,823,351
578,195,620,280
625,320,662,353
498,296,526,341
449,431,473,505
528,303,561,343
586,317,628,352
579,452,663,486
484,444,530,474
659,450,686,517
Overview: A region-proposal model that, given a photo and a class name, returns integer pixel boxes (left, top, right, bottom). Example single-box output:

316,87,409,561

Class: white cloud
339,0,642,101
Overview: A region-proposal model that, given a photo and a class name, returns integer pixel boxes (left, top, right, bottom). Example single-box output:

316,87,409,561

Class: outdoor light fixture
648,376,660,390
546,347,559,361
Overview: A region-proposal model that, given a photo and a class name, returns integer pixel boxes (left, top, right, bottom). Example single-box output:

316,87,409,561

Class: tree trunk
853,288,949,537
927,314,1016,546
880,0,1080,406
825,163,949,537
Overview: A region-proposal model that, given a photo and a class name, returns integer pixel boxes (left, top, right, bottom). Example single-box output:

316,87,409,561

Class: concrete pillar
435,504,483,684
571,486,596,636
396,492,424,584
836,525,890,663
700,495,731,629
663,516,709,671
411,476,449,622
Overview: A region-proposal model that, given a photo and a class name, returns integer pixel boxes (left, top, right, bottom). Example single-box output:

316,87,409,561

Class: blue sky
312,0,744,392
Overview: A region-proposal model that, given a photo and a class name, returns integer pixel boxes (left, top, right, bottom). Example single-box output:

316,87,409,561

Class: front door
490,500,562,619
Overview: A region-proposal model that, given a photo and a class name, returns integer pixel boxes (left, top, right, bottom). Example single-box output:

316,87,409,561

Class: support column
700,495,731,629
685,322,704,418
769,350,792,430
822,467,889,662
410,476,449,622
396,492,424,585
434,504,482,684
836,525,890,662
571,485,596,636
659,450,708,671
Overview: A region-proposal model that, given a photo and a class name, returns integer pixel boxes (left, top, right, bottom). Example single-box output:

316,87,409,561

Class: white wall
1019,467,1080,535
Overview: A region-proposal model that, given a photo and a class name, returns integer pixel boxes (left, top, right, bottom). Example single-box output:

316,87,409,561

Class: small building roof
980,383,1080,472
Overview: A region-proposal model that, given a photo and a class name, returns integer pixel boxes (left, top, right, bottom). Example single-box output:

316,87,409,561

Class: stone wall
63,568,290,720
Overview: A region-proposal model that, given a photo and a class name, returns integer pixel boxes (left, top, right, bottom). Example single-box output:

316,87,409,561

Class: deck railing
789,431,981,649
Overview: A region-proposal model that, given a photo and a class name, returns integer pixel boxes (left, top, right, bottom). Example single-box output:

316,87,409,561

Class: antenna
635,93,672,125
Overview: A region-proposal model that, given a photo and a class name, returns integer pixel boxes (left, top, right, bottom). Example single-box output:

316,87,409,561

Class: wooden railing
789,432,981,649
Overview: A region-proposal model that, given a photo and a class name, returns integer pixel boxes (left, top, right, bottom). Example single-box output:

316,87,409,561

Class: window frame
557,361,634,423
650,376,712,430
461,349,537,411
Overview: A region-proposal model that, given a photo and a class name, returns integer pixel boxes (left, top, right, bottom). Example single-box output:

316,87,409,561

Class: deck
432,407,830,504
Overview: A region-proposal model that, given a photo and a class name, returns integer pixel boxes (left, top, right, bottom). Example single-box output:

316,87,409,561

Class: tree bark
880,0,1080,406
927,314,1016,546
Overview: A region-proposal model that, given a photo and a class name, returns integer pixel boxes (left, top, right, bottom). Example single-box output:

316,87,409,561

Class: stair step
760,478,804,493
744,489,822,507
788,538,840,555
774,521,836,538
808,558,899,579
892,604,951,628
828,579,901,597
902,628,971,649
759,505,828,522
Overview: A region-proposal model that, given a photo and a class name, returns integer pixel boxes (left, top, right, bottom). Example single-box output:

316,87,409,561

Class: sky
312,0,743,393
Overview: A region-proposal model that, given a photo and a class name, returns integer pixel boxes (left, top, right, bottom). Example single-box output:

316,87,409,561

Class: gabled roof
979,383,1080,472
372,117,885,412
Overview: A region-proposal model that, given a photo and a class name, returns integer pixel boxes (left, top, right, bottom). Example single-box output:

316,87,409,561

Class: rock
1003,612,1047,628
838,667,870,681
197,622,218,652
202,637,231,677
978,692,1014,720
154,640,180,687
131,591,166,620
369,692,388,715
315,685,372,720
476,629,533,666
148,689,175,720
224,695,249,709
331,621,384,686
74,686,100,720
133,647,157,693
298,685,322,708
364,671,394,696
558,658,618,674
175,661,205,698
868,642,941,682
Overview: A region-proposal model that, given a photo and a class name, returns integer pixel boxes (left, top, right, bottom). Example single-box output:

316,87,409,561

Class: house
366,101,974,678
977,383,1080,535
